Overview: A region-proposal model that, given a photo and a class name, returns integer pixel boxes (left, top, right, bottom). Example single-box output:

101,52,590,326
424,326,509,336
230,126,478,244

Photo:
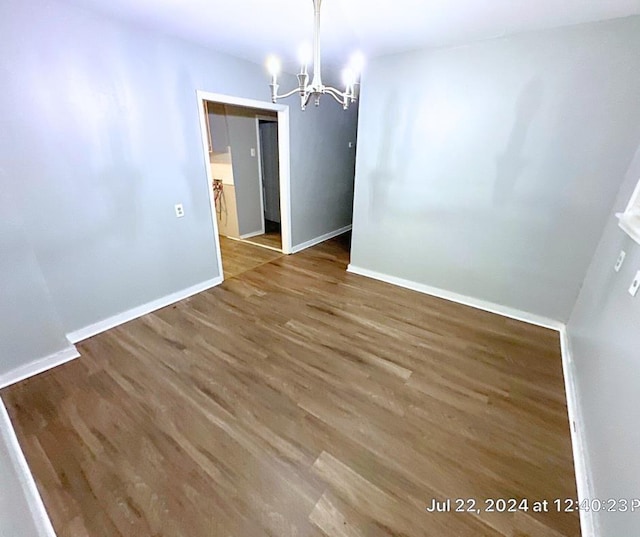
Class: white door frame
253,117,267,238
255,117,281,233
196,91,292,281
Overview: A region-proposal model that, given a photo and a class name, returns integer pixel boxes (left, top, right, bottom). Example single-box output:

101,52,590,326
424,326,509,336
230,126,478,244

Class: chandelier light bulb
298,43,312,68
266,0,358,110
342,67,356,88
266,55,281,78
349,51,365,75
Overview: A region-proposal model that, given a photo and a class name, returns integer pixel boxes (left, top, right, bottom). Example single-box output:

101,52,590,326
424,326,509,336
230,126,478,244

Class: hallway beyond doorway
240,219,281,251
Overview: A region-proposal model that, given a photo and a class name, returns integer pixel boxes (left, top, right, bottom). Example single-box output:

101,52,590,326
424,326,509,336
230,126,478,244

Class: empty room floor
1,235,579,537
241,220,282,251
219,235,284,279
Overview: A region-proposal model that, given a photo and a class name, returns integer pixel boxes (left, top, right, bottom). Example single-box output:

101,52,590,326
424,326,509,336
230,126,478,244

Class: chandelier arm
274,87,303,100
266,0,358,110
300,90,313,110
323,86,348,104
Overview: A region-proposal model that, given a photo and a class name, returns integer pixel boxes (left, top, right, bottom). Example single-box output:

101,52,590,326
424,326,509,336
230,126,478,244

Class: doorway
197,91,291,281
243,117,281,251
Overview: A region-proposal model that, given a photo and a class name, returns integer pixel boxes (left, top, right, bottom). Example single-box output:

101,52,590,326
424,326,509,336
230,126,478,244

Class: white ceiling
67,0,640,72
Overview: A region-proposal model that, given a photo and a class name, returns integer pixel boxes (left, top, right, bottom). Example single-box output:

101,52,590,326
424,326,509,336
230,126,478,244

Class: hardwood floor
241,229,282,250
1,235,579,537
240,220,282,251
219,235,283,279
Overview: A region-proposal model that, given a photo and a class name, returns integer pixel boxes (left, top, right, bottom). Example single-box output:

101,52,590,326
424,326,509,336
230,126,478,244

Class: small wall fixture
616,176,640,245
266,0,363,110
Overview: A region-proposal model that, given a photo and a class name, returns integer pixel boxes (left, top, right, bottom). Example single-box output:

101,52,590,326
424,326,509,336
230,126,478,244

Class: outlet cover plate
174,203,185,218
615,250,626,272
629,271,640,297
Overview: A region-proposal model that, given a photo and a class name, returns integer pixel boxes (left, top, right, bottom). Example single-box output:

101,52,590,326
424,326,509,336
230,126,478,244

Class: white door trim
0,399,57,536
196,92,292,286
255,114,277,122
254,117,267,237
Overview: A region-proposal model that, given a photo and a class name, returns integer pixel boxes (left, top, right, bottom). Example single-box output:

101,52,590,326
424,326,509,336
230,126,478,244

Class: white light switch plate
174,203,185,218
614,250,626,272
250,148,256,157
629,271,640,297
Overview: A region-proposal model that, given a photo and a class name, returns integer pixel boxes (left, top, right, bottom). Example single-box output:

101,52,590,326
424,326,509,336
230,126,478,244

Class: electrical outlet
348,141,354,148
250,148,256,157
174,203,185,218
614,250,626,272
629,270,640,297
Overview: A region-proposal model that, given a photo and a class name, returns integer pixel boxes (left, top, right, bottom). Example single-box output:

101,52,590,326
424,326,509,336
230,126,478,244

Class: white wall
350,17,640,321
567,142,640,536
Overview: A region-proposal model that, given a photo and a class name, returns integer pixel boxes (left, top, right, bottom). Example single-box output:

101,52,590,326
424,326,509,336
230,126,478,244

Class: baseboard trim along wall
291,225,352,254
0,399,57,536
226,235,282,253
346,263,594,537
239,229,264,240
346,265,564,330
0,345,80,390
559,329,597,537
67,276,223,344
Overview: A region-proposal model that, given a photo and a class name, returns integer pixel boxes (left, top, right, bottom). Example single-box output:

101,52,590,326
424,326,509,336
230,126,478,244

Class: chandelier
266,0,364,110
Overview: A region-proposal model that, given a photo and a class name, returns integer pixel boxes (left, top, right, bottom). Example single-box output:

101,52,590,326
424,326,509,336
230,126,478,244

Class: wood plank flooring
219,235,283,279
241,229,282,250
1,235,579,537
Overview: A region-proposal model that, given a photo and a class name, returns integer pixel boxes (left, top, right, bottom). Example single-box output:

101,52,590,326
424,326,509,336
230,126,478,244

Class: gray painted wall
0,0,357,370
350,17,640,321
0,187,70,376
0,0,261,337
208,105,230,153
225,107,263,236
567,143,640,536
290,102,358,245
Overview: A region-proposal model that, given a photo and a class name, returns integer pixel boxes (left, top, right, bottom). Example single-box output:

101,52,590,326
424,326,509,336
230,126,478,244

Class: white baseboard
559,328,597,537
0,346,80,390
239,229,264,240
67,277,223,343
346,265,563,331
227,235,283,253
0,398,56,536
291,225,352,254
